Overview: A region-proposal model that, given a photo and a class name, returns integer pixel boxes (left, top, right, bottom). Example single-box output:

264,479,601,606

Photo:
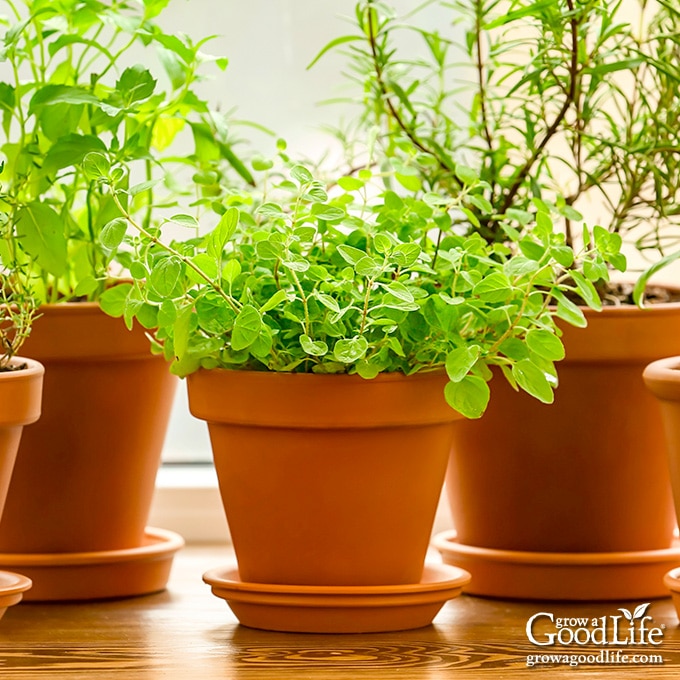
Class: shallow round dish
433,530,680,601
664,568,680,620
0,571,32,620
203,562,471,633
0,527,184,601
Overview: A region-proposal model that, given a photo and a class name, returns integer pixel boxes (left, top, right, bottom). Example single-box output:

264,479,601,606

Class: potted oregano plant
0,249,41,616
83,139,620,631
0,0,244,600
315,0,680,600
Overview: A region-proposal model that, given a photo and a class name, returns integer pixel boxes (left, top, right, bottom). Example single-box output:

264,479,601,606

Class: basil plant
0,0,250,304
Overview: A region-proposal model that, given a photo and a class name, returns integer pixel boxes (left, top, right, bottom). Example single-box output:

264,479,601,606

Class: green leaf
116,65,156,105
130,179,161,196
310,203,345,221
256,202,284,218
355,255,383,278
512,359,554,403
259,289,288,314
195,293,234,334
281,254,310,272
173,305,194,360
158,299,178,327
337,244,366,265
552,290,587,328
130,262,148,280
444,375,490,419
315,292,341,314
231,304,262,351
446,346,480,382
454,164,478,184
383,281,414,303
100,218,128,250
137,304,159,329
387,337,405,357
221,259,241,285
256,239,284,260
473,273,512,302
519,239,545,261
149,257,184,297
300,335,328,356
338,176,364,191
395,173,422,192
99,283,133,318
15,202,67,276
392,243,421,267
81,152,111,181
43,134,107,175
525,329,565,362
504,257,540,278
213,207,239,249
291,164,314,184
467,194,493,213
571,270,602,311
73,276,99,299
307,34,363,69
28,85,100,115
634,249,680,305
356,359,381,379
550,245,574,268
169,214,199,228
333,336,369,363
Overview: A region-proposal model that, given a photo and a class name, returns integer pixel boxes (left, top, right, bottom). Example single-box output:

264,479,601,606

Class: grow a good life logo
525,603,665,668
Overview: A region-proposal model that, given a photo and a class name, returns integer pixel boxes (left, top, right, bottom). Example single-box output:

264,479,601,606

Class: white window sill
149,465,230,544
150,464,455,546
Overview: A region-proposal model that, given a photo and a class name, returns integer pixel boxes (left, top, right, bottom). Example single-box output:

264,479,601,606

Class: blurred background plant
0,0,253,304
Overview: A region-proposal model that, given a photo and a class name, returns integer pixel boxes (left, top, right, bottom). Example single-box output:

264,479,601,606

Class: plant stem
474,0,495,198
365,1,460,183
498,0,580,215
110,189,241,314
289,269,311,337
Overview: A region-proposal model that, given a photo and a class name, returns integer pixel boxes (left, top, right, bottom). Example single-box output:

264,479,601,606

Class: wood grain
0,545,679,679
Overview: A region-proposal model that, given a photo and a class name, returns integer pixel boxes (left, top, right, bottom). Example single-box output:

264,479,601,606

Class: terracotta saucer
0,527,184,601
203,562,471,633
0,571,32,620
433,530,680,601
663,569,680,620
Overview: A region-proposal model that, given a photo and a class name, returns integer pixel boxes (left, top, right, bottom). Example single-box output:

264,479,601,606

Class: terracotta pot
0,357,43,617
644,356,680,534
188,369,460,586
0,304,177,553
0,358,44,516
445,302,680,554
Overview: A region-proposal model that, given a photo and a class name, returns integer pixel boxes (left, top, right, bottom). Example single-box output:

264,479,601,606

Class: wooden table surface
1,544,680,679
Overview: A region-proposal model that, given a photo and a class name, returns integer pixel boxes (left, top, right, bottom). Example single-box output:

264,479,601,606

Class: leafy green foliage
313,0,680,293
0,0,250,303
95,158,623,418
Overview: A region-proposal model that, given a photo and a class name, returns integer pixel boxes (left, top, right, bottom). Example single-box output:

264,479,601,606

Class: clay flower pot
0,304,183,600
643,355,680,617
191,369,471,632
0,357,44,617
437,301,680,600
